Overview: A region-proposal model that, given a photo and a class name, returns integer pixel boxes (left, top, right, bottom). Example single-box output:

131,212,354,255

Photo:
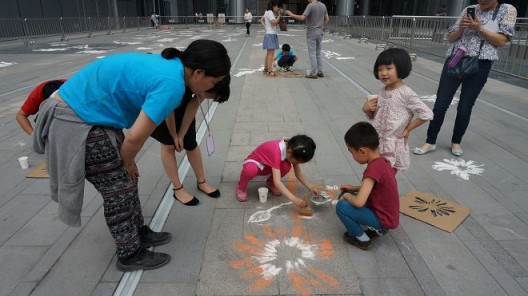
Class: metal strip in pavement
114,34,249,296
325,59,372,96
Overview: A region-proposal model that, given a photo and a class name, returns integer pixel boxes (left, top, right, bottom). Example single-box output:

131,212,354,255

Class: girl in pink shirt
362,48,433,171
236,135,319,207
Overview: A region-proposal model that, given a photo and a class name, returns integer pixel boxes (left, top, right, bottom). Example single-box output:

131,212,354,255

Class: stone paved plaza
0,25,527,296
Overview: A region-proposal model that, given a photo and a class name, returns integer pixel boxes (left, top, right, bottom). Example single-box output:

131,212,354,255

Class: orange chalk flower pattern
230,223,338,295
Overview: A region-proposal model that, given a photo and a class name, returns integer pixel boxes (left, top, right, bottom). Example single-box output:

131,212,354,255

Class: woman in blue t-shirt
33,39,231,272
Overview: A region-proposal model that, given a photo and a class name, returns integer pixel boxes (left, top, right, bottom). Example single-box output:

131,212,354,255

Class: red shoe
266,179,281,196
236,187,248,202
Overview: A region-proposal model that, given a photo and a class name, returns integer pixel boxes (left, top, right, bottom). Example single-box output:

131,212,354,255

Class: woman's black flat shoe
197,180,221,198
173,185,199,206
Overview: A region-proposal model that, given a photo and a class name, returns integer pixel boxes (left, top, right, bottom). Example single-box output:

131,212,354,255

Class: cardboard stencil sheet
400,190,470,233
26,161,49,178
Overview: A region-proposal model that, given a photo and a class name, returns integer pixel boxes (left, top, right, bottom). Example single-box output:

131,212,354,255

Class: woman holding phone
414,0,516,157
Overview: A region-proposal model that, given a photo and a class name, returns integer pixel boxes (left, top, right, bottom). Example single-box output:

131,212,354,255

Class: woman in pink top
362,48,433,171
236,135,319,207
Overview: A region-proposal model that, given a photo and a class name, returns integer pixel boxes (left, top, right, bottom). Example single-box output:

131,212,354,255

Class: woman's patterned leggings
85,127,143,258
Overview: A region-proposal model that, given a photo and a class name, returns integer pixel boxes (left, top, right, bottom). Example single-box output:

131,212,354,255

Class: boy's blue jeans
426,59,492,145
336,199,383,237
278,55,296,67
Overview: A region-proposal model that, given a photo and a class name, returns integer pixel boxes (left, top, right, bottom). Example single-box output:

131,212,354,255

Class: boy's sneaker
343,232,371,250
266,179,282,196
116,247,171,271
236,187,248,202
138,225,172,248
279,67,286,72
285,66,291,72
364,227,384,239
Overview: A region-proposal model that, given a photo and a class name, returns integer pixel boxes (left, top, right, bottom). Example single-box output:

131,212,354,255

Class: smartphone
467,7,476,19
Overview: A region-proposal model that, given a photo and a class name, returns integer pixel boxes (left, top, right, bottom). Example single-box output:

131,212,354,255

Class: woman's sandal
197,180,221,198
262,68,268,75
173,185,199,206
266,71,277,77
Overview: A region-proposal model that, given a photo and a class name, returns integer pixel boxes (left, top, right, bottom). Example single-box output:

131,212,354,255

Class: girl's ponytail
161,47,182,60
288,135,316,163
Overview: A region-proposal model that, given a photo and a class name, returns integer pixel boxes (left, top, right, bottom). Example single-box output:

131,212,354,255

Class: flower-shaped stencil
432,158,484,180
409,196,456,217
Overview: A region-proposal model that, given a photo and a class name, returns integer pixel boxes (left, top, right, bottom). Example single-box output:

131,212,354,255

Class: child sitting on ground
362,48,432,171
236,135,319,207
274,43,297,72
336,122,399,250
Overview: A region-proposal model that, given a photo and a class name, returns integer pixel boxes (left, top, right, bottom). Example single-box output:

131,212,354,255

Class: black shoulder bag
447,5,500,78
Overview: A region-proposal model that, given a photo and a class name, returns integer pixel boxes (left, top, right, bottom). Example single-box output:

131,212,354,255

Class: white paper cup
258,187,269,203
367,95,378,101
18,156,29,169
306,70,311,75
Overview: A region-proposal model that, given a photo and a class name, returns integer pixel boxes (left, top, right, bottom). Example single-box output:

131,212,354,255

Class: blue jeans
336,199,383,237
278,55,296,67
426,59,492,145
307,33,323,75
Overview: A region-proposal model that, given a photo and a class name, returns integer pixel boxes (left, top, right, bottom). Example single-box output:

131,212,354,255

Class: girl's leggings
237,161,292,191
85,127,143,259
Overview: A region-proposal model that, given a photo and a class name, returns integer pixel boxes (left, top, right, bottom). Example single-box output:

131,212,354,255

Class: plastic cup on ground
258,187,269,203
306,70,310,75
18,156,29,169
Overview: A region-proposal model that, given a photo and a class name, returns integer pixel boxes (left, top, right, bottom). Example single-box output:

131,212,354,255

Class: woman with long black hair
33,39,231,271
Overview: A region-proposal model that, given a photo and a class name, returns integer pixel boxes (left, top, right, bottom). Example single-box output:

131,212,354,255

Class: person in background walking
150,12,159,28
435,4,448,16
244,8,253,36
284,0,329,79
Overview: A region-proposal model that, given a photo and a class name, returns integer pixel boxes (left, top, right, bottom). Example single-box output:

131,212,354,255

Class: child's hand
398,129,410,144
340,184,358,192
293,197,308,208
310,184,324,195
363,98,378,112
174,137,184,152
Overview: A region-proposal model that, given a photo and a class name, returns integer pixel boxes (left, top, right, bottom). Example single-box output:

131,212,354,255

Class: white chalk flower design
432,158,484,180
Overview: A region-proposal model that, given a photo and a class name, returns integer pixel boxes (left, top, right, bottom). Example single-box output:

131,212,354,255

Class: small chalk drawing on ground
432,158,484,180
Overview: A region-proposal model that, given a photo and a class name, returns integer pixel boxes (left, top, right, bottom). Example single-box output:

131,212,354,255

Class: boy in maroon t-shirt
336,122,400,250
16,79,65,135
